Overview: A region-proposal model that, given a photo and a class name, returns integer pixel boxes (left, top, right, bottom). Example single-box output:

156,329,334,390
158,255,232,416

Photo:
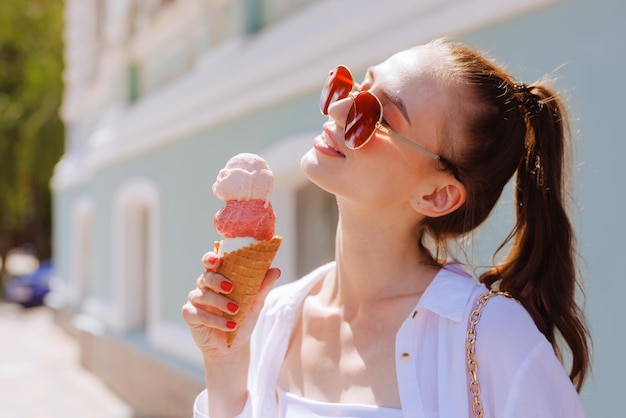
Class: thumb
201,251,221,271
250,268,281,316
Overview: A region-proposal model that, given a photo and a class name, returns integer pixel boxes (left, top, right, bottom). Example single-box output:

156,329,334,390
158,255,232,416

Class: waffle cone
215,236,282,347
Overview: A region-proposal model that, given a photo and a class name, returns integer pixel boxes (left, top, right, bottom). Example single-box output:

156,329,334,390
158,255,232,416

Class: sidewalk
0,302,135,418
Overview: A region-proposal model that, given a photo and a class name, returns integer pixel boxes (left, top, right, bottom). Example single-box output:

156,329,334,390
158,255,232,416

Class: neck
323,201,440,312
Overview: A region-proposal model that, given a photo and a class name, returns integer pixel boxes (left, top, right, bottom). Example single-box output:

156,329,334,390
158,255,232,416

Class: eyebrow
366,67,412,126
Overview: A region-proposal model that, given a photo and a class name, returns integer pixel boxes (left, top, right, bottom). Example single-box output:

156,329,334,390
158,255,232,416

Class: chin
300,149,335,193
300,149,321,182
300,147,317,171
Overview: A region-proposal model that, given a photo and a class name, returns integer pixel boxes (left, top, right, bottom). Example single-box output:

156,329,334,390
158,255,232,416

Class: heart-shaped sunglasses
320,65,458,178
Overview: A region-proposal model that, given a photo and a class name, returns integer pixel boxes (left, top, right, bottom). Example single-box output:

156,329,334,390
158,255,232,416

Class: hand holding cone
216,236,282,347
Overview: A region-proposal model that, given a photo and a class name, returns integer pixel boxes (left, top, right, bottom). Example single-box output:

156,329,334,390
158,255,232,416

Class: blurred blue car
4,260,53,307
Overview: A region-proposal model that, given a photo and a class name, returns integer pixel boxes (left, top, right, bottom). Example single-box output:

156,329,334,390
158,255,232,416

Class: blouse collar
416,263,479,322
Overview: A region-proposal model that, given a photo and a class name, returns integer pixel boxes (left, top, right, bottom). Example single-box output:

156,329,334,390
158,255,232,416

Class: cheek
351,144,418,199
362,141,439,197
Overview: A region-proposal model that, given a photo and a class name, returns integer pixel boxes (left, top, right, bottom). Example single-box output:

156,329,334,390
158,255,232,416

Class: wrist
203,345,250,418
201,343,250,368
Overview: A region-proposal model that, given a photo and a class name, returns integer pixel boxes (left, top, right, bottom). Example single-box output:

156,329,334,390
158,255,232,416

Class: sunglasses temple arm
377,123,441,161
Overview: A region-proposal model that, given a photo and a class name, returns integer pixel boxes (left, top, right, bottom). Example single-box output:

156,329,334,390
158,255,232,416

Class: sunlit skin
182,43,468,417
284,44,466,407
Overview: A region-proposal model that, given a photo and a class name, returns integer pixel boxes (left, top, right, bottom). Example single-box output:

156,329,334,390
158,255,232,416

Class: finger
182,301,238,332
262,268,282,292
197,270,233,294
250,268,282,316
201,252,221,271
188,287,239,315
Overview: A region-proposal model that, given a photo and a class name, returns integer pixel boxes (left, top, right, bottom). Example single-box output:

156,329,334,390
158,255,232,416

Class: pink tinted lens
320,66,353,115
345,92,381,149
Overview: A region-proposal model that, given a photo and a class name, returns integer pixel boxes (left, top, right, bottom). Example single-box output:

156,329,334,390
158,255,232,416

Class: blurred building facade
51,0,625,416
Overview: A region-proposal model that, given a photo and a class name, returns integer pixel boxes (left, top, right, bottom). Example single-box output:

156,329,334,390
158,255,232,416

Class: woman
183,38,590,417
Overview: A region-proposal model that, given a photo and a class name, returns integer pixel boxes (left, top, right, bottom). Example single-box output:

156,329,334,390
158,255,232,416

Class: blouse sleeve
474,295,586,418
193,389,253,418
502,341,585,418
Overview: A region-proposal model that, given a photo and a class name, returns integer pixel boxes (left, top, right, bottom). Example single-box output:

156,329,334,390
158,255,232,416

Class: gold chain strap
466,289,514,418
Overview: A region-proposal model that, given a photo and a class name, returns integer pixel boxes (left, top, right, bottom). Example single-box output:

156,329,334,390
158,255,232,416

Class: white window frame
69,195,95,306
110,177,203,364
110,177,161,334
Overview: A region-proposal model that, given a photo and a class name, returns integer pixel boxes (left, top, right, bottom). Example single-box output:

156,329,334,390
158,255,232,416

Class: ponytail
481,84,590,391
425,40,591,391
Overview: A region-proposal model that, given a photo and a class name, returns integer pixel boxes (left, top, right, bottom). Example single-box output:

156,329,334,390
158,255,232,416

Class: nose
326,95,354,130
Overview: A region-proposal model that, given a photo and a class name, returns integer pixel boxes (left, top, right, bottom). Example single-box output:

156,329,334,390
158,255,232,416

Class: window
120,201,150,330
295,182,338,278
244,0,317,34
128,64,141,102
112,178,160,333
243,0,263,34
262,0,316,26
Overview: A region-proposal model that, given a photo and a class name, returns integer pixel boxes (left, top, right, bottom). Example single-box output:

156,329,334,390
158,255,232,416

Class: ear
410,179,466,218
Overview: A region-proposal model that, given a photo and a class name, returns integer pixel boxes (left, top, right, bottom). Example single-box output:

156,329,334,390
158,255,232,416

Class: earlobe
411,180,466,218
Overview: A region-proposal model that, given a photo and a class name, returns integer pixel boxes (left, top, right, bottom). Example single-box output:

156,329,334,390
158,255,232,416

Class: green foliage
0,0,65,261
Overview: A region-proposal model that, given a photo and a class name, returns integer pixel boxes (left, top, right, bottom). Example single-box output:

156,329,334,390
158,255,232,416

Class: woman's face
301,44,458,211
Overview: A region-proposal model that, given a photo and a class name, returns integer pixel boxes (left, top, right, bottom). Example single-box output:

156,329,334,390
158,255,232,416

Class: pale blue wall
54,90,321,323
462,0,626,414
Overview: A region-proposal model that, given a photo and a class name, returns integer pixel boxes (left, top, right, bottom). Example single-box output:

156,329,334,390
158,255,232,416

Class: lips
322,124,345,157
322,133,341,153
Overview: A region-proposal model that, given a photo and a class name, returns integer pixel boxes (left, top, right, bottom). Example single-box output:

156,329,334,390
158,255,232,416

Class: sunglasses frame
321,65,442,161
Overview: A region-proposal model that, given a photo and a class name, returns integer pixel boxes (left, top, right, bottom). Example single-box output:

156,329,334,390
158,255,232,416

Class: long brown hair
423,40,590,391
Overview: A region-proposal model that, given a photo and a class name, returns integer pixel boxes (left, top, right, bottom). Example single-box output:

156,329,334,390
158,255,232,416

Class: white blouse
276,386,403,418
193,262,585,417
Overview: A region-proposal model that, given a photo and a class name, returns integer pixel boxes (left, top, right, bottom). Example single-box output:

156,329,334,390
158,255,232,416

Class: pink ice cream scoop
212,153,276,241
214,200,275,240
